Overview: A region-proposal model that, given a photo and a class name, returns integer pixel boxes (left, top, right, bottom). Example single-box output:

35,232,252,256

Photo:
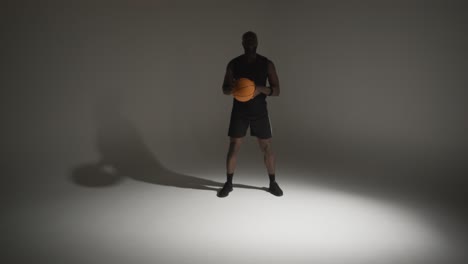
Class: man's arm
254,60,280,97
222,62,235,95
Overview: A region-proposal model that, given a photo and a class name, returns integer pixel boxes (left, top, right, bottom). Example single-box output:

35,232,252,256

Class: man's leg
218,137,243,197
227,137,243,175
258,137,283,196
257,137,275,175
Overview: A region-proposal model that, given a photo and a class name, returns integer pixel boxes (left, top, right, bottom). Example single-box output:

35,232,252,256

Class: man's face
242,35,258,52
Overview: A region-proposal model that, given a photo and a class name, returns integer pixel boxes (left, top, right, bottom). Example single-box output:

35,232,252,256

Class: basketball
232,78,255,102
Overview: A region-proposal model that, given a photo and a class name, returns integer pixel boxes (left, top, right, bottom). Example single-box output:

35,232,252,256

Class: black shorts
228,112,273,139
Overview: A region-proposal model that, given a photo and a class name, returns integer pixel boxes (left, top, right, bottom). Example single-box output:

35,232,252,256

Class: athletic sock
227,173,234,184
269,173,276,183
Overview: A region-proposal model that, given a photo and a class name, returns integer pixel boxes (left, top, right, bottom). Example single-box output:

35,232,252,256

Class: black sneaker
269,181,283,196
217,182,233,197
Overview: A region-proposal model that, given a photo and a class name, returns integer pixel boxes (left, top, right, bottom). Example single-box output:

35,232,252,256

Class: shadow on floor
69,98,266,195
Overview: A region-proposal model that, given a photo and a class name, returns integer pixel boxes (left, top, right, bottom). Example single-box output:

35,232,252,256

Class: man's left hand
253,86,261,98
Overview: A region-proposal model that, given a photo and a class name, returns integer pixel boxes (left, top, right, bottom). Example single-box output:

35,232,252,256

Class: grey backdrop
2,0,467,263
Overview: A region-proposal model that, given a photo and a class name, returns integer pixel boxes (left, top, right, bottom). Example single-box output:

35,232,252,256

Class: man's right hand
222,62,236,95
224,79,236,95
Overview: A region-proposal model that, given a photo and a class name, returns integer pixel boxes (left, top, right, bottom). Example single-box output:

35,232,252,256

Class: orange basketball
232,78,255,102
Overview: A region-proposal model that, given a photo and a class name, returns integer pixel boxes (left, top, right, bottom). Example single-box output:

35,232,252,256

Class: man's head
242,31,258,54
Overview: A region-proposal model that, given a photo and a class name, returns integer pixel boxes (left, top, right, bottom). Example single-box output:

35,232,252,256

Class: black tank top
230,54,269,117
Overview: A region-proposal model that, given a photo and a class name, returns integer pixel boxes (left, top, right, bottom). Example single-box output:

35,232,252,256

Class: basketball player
218,31,283,198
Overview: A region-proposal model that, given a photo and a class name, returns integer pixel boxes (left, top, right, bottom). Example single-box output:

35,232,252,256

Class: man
218,31,283,198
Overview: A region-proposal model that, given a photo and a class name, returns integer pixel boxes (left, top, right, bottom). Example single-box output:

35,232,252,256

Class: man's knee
228,137,243,155
230,137,243,143
258,138,273,154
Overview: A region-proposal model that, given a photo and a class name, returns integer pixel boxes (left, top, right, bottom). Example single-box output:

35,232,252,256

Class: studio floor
3,162,467,264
